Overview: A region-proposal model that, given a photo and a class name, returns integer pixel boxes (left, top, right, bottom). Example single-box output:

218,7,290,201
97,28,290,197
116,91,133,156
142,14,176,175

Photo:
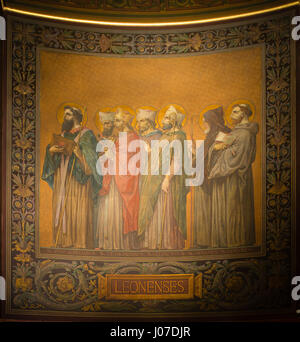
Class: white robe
96,177,124,250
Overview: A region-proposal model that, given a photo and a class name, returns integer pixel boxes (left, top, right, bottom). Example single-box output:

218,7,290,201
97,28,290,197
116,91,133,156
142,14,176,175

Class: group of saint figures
42,102,259,251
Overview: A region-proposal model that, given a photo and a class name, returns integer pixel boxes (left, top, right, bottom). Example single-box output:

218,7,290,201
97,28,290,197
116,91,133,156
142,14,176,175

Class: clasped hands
214,142,228,151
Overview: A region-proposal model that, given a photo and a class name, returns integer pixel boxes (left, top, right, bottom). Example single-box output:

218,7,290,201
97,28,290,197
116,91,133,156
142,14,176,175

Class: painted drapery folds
5,12,295,318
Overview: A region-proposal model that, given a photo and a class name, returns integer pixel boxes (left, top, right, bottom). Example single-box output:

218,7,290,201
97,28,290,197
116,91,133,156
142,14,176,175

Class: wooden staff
54,155,76,248
190,115,196,248
159,190,168,250
55,126,83,248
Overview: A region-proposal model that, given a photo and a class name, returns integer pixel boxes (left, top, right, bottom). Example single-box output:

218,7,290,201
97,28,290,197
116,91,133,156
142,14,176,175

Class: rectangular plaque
102,274,196,300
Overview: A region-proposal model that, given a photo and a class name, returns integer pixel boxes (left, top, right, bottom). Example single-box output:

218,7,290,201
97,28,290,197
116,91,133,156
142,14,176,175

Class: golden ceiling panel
1,0,299,26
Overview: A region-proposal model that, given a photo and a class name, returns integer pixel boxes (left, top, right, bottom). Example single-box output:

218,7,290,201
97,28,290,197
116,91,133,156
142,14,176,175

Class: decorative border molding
3,12,296,317
2,0,299,26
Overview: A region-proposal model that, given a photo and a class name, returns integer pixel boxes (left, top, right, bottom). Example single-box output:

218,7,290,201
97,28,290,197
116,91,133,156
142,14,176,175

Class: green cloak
138,129,189,238
41,129,102,200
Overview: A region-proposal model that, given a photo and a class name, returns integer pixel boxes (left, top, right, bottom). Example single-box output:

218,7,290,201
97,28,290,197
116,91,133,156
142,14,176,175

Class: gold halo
94,107,113,133
57,102,87,126
198,104,223,133
135,105,159,129
112,105,136,128
157,104,187,128
225,99,256,127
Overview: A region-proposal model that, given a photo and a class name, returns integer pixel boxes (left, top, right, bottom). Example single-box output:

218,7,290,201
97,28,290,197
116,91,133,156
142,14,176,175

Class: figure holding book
41,105,102,249
208,103,258,248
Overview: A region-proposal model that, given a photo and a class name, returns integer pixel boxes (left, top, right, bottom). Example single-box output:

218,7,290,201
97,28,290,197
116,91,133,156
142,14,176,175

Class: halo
112,105,136,128
94,107,113,132
57,102,87,126
157,104,187,128
198,104,223,133
135,105,159,129
225,99,256,127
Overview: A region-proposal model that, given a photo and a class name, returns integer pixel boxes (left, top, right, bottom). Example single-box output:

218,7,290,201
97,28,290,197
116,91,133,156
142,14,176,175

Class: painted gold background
39,46,263,249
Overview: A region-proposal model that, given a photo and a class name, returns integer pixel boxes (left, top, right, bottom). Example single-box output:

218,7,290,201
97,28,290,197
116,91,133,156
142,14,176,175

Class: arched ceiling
1,0,299,26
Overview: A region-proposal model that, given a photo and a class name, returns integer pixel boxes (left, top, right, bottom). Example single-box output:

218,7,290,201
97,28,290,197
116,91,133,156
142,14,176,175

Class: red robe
99,131,140,234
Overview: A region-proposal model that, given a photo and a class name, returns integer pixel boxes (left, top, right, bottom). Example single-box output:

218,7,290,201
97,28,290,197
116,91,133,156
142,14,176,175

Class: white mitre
115,107,134,124
136,108,157,123
99,111,115,122
165,105,185,126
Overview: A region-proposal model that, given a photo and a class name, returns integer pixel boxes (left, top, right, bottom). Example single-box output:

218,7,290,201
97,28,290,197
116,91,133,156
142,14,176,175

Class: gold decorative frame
1,8,297,319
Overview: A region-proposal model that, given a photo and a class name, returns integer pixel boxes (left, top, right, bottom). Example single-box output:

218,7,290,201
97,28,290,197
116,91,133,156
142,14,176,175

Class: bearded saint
192,106,231,248
42,106,102,249
97,108,140,250
208,103,258,248
138,105,189,249
136,108,162,249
